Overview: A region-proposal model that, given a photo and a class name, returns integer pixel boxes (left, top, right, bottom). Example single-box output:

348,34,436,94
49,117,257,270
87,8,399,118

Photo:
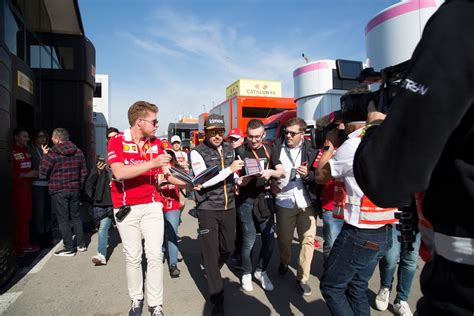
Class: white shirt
328,127,384,229
190,147,233,188
275,141,312,209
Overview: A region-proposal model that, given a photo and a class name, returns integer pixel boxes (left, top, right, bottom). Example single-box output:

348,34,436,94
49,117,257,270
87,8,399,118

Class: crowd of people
10,2,473,315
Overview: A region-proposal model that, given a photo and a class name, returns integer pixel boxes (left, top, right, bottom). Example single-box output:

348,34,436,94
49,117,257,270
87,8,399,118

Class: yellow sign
225,79,282,100
17,71,34,95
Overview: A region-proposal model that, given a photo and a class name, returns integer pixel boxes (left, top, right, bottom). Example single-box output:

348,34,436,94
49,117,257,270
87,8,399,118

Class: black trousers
51,191,84,251
417,254,474,315
197,208,236,303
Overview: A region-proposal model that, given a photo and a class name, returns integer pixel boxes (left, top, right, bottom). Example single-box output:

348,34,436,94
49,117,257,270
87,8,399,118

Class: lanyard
283,144,301,167
250,145,270,170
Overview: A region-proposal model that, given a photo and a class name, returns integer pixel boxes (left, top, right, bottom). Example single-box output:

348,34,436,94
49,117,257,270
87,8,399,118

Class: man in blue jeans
235,119,284,292
315,88,397,315
375,225,420,316
40,128,88,256
84,127,119,265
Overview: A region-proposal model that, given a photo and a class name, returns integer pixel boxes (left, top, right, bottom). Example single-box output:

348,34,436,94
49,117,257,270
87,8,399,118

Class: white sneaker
241,273,253,292
394,300,413,316
91,253,107,265
375,287,390,311
254,269,274,291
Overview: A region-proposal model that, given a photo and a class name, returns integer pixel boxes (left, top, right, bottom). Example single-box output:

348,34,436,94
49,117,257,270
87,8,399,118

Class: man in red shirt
12,128,40,256
312,111,345,259
108,101,180,316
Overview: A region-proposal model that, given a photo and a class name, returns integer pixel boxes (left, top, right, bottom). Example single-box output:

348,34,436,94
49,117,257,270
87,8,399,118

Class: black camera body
336,59,410,116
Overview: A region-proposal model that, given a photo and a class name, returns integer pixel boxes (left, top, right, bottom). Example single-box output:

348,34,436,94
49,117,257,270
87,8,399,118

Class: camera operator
353,1,474,314
315,87,397,316
312,111,345,260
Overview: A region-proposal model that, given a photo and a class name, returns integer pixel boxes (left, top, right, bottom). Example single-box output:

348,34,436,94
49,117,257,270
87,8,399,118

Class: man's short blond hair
128,101,159,126
52,128,69,141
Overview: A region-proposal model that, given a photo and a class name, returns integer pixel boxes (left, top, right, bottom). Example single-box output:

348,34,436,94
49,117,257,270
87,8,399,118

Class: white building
93,74,110,158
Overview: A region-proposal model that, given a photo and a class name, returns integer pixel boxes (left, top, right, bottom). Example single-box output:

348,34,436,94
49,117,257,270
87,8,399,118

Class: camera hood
340,92,376,123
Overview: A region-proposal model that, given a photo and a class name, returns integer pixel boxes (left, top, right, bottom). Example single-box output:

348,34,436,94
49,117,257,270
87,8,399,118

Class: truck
263,109,296,145
209,95,296,137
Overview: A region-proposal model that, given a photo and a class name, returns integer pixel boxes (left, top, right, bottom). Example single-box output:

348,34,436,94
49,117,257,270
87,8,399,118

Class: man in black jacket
234,119,284,293
353,1,474,314
85,127,119,265
190,114,244,316
272,117,318,296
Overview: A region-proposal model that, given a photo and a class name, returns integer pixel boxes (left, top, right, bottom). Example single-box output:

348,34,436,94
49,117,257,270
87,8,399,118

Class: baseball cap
204,114,225,130
170,135,181,143
227,128,243,139
324,110,342,130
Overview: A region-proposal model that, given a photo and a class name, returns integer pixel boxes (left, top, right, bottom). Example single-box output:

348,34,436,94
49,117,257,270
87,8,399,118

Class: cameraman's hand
230,159,244,173
367,101,386,125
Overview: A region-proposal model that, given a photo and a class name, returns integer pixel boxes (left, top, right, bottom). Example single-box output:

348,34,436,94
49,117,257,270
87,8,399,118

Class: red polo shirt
107,129,165,208
13,144,33,185
313,148,336,211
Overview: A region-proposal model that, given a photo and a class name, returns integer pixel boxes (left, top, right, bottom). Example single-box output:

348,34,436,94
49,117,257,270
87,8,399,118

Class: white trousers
115,202,164,306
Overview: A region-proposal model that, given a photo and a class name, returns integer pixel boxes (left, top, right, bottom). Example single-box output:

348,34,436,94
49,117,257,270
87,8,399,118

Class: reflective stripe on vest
333,181,396,225
359,196,397,225
434,233,474,265
333,181,345,219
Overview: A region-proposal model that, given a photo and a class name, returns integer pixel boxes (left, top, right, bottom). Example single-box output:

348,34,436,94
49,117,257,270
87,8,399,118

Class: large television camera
335,59,410,116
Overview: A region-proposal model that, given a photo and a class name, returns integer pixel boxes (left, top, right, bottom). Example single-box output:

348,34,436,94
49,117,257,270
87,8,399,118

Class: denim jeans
379,225,421,303
320,223,392,316
322,209,344,259
51,191,84,251
237,197,275,274
95,208,112,256
164,210,181,266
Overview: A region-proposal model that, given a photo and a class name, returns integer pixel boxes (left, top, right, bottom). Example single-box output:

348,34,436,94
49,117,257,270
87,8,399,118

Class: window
242,107,289,118
4,0,23,56
30,45,74,70
94,82,102,98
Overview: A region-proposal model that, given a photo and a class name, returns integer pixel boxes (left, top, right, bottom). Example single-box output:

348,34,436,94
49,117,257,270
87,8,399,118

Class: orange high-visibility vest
333,181,397,225
415,192,434,262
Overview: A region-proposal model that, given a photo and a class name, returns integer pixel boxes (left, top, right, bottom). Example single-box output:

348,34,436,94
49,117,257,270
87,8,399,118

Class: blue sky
79,0,398,134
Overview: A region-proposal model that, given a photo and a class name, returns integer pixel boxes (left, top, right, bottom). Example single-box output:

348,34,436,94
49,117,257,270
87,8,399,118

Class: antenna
302,53,309,64
203,104,206,112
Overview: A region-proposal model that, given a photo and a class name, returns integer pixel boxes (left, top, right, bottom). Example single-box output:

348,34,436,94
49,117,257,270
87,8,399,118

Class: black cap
204,114,225,130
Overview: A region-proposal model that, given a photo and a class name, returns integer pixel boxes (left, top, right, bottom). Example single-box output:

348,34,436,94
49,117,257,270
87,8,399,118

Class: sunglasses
207,129,225,137
286,131,302,137
141,119,159,126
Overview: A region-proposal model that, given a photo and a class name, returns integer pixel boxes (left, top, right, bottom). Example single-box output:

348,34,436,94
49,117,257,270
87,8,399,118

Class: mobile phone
115,205,131,222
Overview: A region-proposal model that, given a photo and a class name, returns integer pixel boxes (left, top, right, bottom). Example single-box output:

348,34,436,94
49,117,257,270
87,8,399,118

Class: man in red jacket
12,128,40,256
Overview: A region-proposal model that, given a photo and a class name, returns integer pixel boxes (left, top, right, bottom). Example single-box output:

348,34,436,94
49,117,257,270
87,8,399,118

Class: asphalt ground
0,201,424,315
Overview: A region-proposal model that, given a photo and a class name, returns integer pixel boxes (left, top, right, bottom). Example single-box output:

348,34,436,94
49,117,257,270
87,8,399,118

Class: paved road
0,202,424,315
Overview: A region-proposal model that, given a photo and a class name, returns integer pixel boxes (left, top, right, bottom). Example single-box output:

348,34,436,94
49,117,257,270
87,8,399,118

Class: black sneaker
296,280,312,296
148,305,164,316
54,248,76,257
169,264,181,278
129,299,144,316
278,262,288,275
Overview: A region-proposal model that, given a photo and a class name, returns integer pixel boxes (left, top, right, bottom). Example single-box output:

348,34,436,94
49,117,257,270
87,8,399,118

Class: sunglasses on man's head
207,129,225,137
